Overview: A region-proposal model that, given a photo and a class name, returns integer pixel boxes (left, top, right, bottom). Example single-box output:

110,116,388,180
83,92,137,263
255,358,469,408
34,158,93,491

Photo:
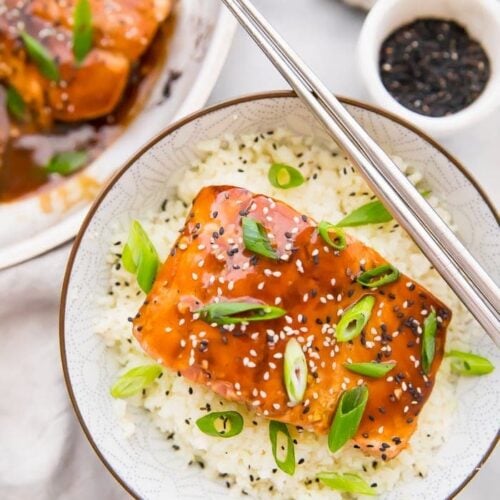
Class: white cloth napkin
0,246,125,500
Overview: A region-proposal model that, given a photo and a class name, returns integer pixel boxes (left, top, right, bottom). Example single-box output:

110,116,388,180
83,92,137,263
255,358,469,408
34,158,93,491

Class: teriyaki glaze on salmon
132,185,451,460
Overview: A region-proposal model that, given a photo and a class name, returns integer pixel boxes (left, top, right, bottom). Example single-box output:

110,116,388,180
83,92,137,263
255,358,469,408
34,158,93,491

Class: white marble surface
209,1,499,499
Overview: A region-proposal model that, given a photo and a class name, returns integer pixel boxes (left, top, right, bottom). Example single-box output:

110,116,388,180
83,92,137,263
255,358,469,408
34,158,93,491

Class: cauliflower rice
97,129,476,498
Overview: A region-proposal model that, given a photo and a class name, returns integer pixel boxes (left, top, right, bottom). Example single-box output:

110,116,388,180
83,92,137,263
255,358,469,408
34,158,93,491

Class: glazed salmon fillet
133,186,451,460
0,0,173,124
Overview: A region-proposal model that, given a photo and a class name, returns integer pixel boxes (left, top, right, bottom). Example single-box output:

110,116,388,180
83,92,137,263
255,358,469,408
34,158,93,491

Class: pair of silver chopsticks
221,0,500,345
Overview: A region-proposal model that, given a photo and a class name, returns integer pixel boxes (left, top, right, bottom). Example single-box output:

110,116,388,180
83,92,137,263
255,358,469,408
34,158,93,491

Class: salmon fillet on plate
133,185,451,460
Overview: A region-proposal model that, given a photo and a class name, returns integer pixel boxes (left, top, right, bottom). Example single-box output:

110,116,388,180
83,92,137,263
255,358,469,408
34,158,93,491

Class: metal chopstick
221,0,500,345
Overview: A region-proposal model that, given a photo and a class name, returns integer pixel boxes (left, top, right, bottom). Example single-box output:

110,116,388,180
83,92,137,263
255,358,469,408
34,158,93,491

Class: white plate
61,93,499,499
0,0,236,270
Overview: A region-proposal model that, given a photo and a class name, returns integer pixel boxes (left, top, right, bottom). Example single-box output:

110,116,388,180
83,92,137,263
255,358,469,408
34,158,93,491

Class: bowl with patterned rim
60,92,499,499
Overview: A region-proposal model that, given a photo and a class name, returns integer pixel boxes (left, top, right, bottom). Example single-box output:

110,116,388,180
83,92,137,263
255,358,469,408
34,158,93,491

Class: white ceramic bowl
0,0,236,270
357,0,500,138
61,92,499,499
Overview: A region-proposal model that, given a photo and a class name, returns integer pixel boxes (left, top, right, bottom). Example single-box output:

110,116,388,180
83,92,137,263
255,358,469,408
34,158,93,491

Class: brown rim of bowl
59,91,499,500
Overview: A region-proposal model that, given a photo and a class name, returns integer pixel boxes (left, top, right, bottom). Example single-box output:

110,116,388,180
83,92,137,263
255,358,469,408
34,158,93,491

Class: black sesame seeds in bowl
357,0,500,137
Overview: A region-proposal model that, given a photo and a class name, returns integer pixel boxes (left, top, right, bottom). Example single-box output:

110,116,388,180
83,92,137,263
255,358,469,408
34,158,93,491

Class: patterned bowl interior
62,95,499,499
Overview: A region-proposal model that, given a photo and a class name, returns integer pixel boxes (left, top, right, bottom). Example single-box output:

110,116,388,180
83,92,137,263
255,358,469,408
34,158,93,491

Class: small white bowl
357,0,500,137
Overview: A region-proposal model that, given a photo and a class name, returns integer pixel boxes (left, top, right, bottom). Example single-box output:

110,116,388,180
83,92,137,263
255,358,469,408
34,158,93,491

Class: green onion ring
268,163,305,189
197,301,286,325
318,221,347,251
242,216,278,259
421,309,437,375
343,361,396,378
335,295,375,342
446,350,494,376
269,420,295,475
284,338,308,405
357,264,400,288
110,364,162,399
328,385,369,453
317,472,376,495
196,411,244,438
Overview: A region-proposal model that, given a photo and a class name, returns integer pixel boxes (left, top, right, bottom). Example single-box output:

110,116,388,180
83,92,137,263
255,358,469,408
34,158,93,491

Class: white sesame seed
295,259,304,273
263,371,270,381
273,403,281,410
273,353,283,359
257,282,265,290
378,426,384,434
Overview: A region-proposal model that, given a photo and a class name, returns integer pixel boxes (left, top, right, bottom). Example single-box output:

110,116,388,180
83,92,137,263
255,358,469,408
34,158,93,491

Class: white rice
97,129,477,498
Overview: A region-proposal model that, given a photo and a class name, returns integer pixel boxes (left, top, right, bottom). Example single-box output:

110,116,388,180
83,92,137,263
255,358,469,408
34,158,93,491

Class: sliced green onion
20,31,59,81
357,264,400,288
110,364,162,399
337,200,392,228
45,151,88,175
317,472,376,496
335,296,375,342
318,221,347,251
337,191,431,228
268,163,305,189
328,385,368,453
121,243,136,273
421,309,437,375
446,350,494,376
269,421,295,475
73,0,93,64
197,301,285,325
196,411,244,438
6,86,26,121
284,338,307,405
242,216,277,259
122,220,160,294
344,361,396,378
